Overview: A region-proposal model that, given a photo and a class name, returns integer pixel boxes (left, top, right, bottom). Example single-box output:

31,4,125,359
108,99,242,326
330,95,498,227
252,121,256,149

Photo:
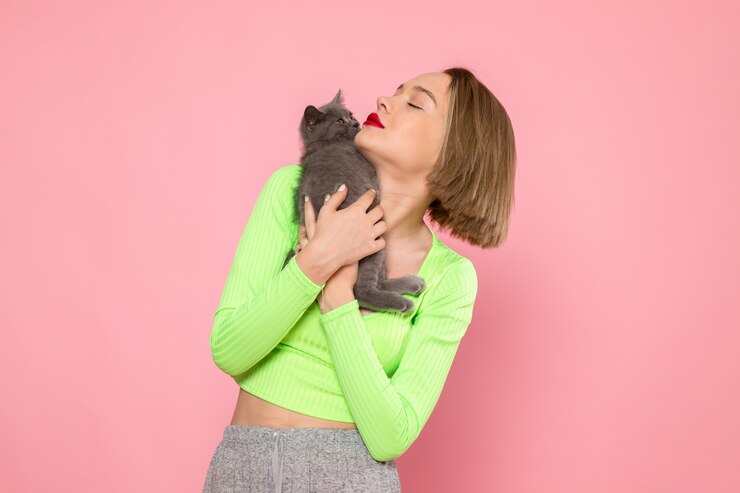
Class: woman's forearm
295,241,339,286
319,287,356,314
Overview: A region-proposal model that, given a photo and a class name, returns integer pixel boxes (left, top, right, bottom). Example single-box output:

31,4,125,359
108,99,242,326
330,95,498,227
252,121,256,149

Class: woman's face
355,72,451,176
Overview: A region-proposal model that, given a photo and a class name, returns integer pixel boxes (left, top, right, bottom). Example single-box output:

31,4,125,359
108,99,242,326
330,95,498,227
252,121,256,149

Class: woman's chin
354,133,371,155
355,133,389,172
354,128,368,145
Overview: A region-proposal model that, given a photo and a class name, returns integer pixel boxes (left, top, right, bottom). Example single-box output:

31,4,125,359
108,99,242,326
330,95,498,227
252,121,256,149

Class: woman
203,67,516,492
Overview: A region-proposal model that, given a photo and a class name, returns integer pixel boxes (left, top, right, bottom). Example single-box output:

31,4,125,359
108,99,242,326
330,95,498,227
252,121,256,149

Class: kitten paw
381,276,426,295
402,298,416,313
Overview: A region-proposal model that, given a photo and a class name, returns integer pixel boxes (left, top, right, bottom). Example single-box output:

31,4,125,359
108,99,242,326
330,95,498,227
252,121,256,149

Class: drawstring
271,430,284,493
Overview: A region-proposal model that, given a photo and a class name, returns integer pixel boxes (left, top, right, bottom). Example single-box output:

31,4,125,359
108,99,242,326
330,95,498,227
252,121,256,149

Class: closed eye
408,103,422,109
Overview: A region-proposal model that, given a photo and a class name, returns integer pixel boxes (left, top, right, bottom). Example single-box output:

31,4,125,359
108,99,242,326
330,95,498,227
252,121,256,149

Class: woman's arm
319,258,478,462
210,167,336,377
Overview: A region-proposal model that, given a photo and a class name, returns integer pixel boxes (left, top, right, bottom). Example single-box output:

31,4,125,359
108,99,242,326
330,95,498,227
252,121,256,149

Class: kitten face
299,89,361,145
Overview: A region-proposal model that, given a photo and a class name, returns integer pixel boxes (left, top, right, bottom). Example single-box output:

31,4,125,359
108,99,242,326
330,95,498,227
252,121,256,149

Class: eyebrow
396,83,437,108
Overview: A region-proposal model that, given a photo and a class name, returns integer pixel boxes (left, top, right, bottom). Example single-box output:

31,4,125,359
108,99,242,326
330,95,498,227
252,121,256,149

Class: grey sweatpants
202,425,402,492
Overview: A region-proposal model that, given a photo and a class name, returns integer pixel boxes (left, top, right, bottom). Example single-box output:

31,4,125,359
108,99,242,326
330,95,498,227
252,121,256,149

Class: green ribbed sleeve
210,168,325,377
319,259,478,462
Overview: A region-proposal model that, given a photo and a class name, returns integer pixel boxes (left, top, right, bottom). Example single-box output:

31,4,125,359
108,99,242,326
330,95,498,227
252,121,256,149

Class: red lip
363,112,384,129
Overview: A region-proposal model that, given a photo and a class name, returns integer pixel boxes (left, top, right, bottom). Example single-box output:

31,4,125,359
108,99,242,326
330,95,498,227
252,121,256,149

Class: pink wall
2,1,739,492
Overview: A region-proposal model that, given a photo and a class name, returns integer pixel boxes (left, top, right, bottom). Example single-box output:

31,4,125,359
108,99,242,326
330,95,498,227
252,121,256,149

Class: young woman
203,67,516,492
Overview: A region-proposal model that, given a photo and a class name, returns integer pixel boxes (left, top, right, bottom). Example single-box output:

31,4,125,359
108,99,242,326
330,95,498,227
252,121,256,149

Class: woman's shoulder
268,163,303,182
429,236,476,277
416,240,477,310
256,164,303,213
259,164,302,193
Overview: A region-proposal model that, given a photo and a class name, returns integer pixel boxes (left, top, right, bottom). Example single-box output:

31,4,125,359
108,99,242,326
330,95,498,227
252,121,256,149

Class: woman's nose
376,95,390,113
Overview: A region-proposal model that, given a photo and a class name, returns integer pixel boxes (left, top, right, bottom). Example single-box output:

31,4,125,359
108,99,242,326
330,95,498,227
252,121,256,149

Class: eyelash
392,90,422,109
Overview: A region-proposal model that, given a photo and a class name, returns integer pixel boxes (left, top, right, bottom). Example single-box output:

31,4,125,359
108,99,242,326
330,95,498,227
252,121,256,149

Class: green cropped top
209,164,478,462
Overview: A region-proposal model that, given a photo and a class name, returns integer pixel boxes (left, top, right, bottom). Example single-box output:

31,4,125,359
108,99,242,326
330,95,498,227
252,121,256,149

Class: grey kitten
281,89,426,314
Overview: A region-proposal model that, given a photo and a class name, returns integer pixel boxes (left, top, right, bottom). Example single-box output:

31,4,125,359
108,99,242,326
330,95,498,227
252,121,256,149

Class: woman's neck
374,171,434,247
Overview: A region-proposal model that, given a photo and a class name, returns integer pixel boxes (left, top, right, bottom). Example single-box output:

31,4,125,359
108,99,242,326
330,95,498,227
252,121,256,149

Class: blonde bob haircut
425,67,517,249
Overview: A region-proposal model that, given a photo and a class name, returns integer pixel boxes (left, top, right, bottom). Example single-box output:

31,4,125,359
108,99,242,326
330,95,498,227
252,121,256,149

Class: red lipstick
363,112,384,129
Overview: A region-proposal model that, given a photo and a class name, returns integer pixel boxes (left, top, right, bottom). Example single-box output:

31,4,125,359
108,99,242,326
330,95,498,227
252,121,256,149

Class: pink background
2,1,739,492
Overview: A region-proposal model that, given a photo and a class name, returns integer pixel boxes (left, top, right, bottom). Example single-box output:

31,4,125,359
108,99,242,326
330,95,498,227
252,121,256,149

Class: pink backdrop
2,1,739,492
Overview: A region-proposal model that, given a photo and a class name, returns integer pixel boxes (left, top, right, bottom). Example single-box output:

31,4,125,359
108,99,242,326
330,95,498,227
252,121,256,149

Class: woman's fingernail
304,195,309,202
324,193,330,201
338,184,346,191
371,188,377,194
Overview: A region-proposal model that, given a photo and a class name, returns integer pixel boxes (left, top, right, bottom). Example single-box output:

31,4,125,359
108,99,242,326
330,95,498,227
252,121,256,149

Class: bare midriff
230,389,358,428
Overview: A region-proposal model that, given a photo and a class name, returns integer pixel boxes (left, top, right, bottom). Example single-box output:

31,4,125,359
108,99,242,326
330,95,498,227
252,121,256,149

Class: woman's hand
301,186,385,270
297,193,360,311
296,218,357,290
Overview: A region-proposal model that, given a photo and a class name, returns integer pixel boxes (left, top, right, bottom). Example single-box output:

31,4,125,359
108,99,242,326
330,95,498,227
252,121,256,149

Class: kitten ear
303,105,324,129
332,89,344,105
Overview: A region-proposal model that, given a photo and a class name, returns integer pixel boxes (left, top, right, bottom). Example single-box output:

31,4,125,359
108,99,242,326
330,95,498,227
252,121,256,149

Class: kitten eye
408,103,422,110
336,118,344,125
